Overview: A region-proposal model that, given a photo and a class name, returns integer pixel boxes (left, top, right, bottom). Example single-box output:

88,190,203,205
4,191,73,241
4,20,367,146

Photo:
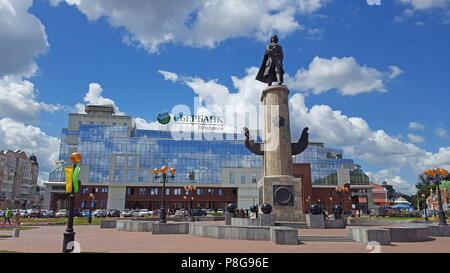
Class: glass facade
293,143,354,185
49,125,262,185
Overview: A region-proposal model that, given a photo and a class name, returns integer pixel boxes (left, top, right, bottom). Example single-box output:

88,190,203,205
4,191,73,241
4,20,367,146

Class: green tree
414,174,435,210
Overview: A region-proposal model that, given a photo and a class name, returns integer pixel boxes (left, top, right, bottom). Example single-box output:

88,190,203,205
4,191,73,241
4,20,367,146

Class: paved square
0,224,449,253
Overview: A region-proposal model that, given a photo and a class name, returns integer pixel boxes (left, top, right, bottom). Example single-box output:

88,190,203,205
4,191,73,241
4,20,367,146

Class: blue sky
1,0,449,193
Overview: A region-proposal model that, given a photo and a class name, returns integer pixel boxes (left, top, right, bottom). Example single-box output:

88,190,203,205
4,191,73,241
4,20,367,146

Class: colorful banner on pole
73,165,80,193
65,166,74,193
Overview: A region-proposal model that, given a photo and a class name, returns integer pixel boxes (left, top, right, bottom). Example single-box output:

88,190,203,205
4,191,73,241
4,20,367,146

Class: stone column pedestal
306,214,325,229
225,212,233,226
259,214,276,226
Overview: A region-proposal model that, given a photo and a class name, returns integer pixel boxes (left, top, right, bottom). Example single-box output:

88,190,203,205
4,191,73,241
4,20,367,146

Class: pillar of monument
260,85,293,177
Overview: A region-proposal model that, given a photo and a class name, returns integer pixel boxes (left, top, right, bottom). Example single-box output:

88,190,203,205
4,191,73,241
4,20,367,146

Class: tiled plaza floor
0,224,449,253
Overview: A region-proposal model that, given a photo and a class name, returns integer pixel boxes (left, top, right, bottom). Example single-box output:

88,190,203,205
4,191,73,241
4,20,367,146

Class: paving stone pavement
0,224,449,253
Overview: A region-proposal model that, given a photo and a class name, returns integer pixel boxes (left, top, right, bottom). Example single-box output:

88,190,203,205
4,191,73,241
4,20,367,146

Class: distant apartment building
0,150,39,209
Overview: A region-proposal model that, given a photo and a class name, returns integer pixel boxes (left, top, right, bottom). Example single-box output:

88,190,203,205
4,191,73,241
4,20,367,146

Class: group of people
2,208,21,226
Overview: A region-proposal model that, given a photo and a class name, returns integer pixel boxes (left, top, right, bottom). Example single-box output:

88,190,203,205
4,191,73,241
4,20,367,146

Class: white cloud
159,66,450,180
75,83,124,115
407,133,425,143
395,0,450,23
397,0,450,10
285,56,400,96
436,128,449,138
409,121,425,130
0,0,49,77
49,0,328,53
420,147,450,171
388,66,403,79
0,118,60,180
158,70,179,83
0,75,61,123
367,169,417,195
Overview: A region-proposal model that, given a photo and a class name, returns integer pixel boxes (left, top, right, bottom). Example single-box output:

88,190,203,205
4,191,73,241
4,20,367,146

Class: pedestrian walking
4,208,12,225
14,211,20,226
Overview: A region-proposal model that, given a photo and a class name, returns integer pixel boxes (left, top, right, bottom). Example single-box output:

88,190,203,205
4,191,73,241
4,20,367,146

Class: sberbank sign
174,114,223,125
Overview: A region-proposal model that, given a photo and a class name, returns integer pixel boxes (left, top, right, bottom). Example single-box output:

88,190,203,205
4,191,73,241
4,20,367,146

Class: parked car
11,209,19,216
93,209,107,217
121,209,132,217
108,209,121,217
55,209,68,217
0,210,4,218
206,209,215,215
19,210,29,218
131,209,141,217
174,210,184,217
217,209,224,214
192,209,207,216
137,209,150,217
72,208,82,217
28,209,41,218
40,210,55,218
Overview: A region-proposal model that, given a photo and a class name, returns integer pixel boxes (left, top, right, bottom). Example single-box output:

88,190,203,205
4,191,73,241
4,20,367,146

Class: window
139,188,147,195
127,188,134,195
127,170,136,182
174,188,182,195
165,188,170,195
196,188,203,195
208,189,214,196
82,188,88,194
94,188,98,193
218,189,223,196
115,156,125,168
241,173,246,184
139,170,148,182
151,188,159,195
114,170,124,182
102,188,108,193
252,173,257,183
128,156,137,168
100,200,105,208
230,172,235,184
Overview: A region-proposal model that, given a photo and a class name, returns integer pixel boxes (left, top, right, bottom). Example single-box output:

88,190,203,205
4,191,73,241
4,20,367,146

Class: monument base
258,175,304,222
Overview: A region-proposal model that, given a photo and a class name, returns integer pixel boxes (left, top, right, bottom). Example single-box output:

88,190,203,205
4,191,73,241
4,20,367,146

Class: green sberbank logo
157,112,171,125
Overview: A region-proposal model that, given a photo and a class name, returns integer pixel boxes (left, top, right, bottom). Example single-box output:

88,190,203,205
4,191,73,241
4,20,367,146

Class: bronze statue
256,34,284,86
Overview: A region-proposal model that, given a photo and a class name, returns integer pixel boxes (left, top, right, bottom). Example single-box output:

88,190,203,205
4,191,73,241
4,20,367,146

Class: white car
138,209,150,217
20,210,29,217
174,210,185,217
55,209,68,217
217,209,224,214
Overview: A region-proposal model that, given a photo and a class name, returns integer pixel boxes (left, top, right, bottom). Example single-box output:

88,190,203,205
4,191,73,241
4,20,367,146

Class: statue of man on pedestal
256,34,284,86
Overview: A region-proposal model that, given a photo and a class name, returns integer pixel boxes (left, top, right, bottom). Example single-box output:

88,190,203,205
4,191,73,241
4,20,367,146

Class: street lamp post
62,152,81,253
424,168,448,226
88,193,95,224
153,166,176,223
184,185,197,218
335,185,350,210
421,193,429,223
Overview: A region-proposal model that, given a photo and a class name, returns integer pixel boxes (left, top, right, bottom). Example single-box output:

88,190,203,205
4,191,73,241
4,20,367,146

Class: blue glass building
46,105,370,211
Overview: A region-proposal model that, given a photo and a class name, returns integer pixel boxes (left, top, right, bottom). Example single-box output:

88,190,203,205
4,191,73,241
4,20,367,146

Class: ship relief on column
244,34,309,222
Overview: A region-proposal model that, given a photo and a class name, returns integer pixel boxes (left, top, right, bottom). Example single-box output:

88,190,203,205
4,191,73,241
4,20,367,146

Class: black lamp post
62,152,81,253
88,193,95,224
424,168,448,226
153,166,176,223
184,185,197,218
335,185,350,211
